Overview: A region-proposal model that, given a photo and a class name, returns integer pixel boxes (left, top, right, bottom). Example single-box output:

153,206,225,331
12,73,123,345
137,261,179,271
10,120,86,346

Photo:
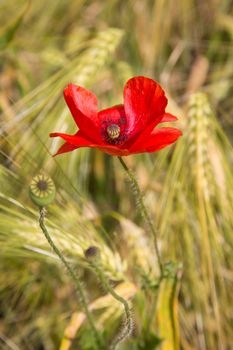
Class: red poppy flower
50,76,182,156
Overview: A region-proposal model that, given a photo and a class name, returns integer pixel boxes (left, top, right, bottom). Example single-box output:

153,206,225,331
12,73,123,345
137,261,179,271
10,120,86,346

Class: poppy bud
84,246,100,261
29,173,56,207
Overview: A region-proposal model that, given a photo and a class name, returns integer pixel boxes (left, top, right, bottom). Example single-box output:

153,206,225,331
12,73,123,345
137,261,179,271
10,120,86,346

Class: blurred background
0,0,233,349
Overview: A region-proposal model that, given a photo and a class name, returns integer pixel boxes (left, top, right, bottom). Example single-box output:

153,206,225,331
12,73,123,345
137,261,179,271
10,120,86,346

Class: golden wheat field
0,1,233,349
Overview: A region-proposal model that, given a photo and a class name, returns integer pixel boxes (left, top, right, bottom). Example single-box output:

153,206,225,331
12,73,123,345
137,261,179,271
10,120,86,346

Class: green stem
118,156,163,276
90,260,133,350
39,207,103,350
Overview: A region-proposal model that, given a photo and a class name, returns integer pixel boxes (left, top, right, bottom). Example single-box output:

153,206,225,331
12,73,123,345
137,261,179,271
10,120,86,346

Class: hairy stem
89,259,133,349
39,207,103,350
118,156,163,276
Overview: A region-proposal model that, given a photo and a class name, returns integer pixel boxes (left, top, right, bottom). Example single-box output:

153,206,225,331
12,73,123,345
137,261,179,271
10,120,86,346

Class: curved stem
39,207,103,350
118,156,163,276
90,260,133,349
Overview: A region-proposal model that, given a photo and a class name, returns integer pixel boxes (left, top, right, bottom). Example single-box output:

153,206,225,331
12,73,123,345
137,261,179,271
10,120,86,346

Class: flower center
30,174,55,198
29,173,56,206
106,124,120,140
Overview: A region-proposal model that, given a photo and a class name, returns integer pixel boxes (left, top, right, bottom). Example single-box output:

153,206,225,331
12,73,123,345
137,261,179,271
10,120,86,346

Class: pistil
107,124,120,139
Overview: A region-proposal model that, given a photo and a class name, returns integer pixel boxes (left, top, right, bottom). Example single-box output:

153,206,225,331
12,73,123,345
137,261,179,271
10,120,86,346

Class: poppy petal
125,113,179,149
129,127,182,154
53,142,78,156
98,104,125,123
50,131,129,156
50,131,95,147
160,113,178,123
64,84,101,142
124,76,168,136
98,146,130,156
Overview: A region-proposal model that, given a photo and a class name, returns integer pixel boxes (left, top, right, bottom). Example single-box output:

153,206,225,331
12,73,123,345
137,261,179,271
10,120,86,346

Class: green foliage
0,1,30,50
121,333,162,350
